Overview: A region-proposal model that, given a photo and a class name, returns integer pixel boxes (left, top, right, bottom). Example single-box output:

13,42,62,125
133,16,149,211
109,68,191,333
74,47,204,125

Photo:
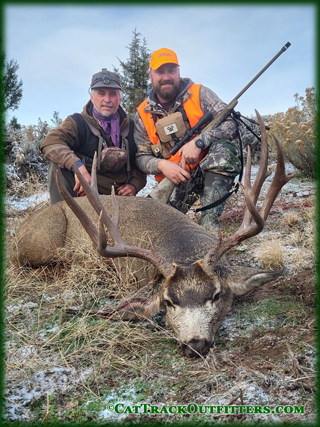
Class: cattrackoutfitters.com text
108,403,304,415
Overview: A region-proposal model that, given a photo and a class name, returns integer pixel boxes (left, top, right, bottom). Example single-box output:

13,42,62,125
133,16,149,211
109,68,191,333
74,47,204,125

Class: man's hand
179,139,202,170
158,159,191,185
117,184,136,196
73,165,91,196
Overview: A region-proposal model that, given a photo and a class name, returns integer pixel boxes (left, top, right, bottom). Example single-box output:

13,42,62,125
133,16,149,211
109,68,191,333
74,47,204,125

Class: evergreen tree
51,111,63,128
2,54,23,113
114,28,151,118
8,116,21,130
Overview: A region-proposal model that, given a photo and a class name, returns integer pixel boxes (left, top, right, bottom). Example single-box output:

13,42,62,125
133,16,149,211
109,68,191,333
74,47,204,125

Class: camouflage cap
90,68,122,90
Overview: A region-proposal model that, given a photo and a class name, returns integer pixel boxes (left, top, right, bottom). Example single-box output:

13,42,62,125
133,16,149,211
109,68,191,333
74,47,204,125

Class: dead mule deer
11,111,293,357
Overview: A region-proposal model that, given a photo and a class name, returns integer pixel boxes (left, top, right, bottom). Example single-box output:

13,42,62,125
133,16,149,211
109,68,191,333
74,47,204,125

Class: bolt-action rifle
149,42,291,204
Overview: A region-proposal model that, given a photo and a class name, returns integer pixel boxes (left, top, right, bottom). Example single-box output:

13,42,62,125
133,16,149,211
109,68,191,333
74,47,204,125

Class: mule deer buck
11,111,293,357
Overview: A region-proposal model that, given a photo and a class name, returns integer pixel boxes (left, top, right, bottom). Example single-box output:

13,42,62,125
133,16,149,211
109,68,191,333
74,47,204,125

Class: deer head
58,110,293,358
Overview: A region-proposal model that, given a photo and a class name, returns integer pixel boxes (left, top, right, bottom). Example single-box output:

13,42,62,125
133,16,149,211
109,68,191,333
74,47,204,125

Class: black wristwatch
195,139,205,149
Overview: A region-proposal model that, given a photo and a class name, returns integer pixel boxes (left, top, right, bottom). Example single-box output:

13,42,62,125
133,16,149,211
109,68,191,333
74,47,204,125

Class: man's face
149,64,180,103
90,88,121,117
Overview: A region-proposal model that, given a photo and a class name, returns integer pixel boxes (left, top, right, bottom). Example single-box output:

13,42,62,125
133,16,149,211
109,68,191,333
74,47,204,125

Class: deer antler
204,110,294,268
56,153,175,278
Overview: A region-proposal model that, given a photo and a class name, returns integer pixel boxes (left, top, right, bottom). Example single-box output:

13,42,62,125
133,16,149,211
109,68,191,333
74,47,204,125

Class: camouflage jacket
134,78,243,175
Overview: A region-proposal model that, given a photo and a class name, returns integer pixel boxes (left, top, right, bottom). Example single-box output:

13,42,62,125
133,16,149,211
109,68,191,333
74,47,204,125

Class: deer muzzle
181,338,211,358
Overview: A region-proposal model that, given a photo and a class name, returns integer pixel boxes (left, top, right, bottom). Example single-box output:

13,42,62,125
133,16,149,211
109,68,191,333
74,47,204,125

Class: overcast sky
4,4,316,127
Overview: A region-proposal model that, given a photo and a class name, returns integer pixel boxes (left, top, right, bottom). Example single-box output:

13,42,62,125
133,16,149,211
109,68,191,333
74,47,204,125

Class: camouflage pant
168,139,241,230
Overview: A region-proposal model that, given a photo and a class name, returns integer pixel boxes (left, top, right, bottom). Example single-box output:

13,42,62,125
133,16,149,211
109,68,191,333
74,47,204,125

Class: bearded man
41,69,146,204
134,48,243,231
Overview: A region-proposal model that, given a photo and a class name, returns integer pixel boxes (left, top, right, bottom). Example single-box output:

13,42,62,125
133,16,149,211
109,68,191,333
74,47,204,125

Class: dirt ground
3,172,316,424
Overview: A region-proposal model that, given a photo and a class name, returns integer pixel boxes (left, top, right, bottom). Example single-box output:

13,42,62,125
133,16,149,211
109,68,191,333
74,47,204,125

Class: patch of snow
100,387,140,420
39,325,60,338
138,175,157,197
4,367,93,421
6,192,50,211
215,381,279,422
6,301,39,314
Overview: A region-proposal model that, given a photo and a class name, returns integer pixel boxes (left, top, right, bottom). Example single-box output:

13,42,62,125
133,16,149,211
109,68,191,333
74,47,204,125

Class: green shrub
268,88,317,178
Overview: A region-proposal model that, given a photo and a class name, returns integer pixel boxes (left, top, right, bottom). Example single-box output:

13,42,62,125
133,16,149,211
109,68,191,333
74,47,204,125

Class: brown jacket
41,101,146,194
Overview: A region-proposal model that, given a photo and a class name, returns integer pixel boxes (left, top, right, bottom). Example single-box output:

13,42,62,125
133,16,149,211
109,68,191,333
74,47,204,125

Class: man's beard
98,103,116,117
99,110,114,117
153,80,180,101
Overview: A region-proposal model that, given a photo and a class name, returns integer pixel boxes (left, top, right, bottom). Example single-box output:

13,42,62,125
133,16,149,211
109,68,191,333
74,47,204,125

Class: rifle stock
148,176,176,204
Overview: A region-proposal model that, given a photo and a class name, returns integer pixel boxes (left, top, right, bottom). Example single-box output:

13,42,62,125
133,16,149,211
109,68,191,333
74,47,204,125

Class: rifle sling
195,116,244,213
195,189,237,212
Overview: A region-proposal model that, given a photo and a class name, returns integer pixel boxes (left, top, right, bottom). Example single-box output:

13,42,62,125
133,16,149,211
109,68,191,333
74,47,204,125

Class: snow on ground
6,192,50,212
5,367,93,421
5,164,304,213
4,162,316,422
5,176,156,213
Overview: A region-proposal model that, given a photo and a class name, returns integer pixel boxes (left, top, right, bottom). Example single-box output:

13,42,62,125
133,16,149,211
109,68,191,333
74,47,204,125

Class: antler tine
249,109,270,204
94,210,175,277
97,211,108,255
72,159,124,246
203,110,293,268
239,110,269,230
260,133,294,220
91,152,98,191
111,186,120,225
59,162,175,278
56,170,98,247
243,145,252,190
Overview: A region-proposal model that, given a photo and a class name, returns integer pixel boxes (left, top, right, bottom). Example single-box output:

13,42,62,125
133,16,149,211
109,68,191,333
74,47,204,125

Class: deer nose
182,338,211,358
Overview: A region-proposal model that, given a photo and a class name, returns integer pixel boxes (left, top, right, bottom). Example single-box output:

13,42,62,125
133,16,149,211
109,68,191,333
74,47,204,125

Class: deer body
12,196,215,271
11,111,293,357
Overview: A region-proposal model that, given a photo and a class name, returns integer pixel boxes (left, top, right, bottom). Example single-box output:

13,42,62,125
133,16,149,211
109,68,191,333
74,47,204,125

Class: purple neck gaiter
93,107,120,147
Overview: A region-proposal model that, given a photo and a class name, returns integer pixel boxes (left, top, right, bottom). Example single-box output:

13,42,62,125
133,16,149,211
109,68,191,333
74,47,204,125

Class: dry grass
5,224,175,395
280,210,301,227
7,170,47,199
4,177,316,423
255,239,285,269
5,266,173,404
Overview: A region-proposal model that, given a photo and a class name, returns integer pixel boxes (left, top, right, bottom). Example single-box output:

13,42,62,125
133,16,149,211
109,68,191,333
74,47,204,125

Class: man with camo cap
134,48,243,231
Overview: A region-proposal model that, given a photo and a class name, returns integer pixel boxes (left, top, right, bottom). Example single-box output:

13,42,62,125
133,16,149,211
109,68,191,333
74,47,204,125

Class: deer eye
213,292,220,301
165,299,174,308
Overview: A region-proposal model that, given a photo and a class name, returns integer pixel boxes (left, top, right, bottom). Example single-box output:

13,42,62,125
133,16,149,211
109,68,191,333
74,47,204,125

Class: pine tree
114,28,151,118
2,54,23,113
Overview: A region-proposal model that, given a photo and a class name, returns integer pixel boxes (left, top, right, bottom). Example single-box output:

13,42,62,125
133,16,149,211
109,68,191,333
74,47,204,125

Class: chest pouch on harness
155,112,188,144
100,146,128,172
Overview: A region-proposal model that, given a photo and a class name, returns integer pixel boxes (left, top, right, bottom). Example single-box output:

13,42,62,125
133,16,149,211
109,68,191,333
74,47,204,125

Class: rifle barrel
169,42,291,157
230,42,291,104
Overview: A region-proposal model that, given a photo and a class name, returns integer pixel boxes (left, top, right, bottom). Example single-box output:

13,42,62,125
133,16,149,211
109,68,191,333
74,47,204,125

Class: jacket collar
82,100,129,131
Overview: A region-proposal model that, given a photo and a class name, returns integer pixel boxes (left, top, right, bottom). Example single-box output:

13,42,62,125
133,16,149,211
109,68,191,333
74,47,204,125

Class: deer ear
95,277,163,320
218,266,284,296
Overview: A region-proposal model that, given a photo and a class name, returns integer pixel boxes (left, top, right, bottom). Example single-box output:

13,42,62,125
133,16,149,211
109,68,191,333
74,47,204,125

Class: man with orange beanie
134,48,243,231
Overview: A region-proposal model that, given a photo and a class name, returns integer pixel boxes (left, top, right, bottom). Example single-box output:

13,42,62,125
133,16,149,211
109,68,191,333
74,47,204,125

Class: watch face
195,139,204,148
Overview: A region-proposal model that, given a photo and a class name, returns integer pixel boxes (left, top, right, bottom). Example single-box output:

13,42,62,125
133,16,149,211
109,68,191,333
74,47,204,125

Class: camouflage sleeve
134,111,162,175
199,86,244,148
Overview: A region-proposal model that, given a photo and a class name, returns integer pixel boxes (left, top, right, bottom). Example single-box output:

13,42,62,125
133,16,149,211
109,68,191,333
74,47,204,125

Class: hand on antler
73,165,91,196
